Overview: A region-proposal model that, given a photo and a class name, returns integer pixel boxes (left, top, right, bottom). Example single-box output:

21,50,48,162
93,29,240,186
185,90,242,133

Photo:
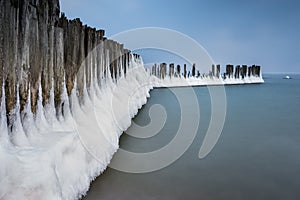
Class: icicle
0,81,9,146
99,51,104,89
106,49,113,87
35,80,49,133
21,83,37,140
82,61,92,109
44,78,60,132
120,54,125,79
69,77,83,120
93,49,99,98
88,52,96,104
10,84,30,147
60,72,71,122
119,55,123,79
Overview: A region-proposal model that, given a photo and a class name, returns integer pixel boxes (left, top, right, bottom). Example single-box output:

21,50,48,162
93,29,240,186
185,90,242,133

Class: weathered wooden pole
176,65,181,77
152,64,157,76
53,27,64,112
192,64,196,77
216,64,221,78
160,63,167,79
242,65,247,79
226,65,230,78
248,66,252,77
235,65,240,79
251,65,256,77
169,63,174,78
257,65,260,76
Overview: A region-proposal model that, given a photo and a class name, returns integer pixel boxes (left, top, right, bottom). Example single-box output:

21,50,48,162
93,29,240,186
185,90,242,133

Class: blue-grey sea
84,74,300,200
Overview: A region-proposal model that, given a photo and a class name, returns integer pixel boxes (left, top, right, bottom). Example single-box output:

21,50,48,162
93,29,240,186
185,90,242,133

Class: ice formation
0,56,152,200
151,74,264,88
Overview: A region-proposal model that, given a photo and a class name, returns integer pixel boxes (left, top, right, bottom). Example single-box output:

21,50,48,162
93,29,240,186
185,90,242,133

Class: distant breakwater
0,0,138,127
151,63,261,80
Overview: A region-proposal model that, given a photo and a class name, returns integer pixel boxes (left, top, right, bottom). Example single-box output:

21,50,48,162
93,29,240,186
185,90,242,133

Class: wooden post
169,63,174,78
160,63,167,79
226,65,230,78
216,64,220,78
192,64,196,77
251,65,255,77
256,65,261,77
152,64,157,76
235,65,240,79
176,65,181,77
242,65,247,79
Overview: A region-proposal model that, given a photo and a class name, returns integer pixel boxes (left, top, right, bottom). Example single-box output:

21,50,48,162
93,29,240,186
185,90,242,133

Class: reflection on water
84,74,300,200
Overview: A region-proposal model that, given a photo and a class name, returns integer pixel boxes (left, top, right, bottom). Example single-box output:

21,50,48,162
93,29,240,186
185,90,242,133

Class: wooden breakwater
151,63,261,79
0,0,137,126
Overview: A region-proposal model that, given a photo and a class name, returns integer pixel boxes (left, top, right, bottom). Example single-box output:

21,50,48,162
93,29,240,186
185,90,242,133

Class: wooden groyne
151,63,262,79
0,0,134,125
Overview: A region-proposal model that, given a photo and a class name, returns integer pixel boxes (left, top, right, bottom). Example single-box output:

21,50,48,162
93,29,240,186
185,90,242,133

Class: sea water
84,74,300,200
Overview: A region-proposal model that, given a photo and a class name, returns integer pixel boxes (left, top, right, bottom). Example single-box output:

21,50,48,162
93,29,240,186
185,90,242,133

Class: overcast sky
60,0,300,73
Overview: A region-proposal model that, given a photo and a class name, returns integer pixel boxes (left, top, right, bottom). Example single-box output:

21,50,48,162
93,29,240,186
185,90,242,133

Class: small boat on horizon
283,75,292,79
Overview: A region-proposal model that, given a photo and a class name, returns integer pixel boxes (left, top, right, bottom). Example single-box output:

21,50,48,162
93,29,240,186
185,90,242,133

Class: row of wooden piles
151,63,261,79
0,0,137,126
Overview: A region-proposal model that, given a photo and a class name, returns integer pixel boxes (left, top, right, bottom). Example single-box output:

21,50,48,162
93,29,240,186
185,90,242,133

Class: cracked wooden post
2,0,18,118
53,27,64,114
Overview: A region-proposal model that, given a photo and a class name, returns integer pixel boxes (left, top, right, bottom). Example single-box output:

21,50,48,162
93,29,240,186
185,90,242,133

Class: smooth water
84,74,300,200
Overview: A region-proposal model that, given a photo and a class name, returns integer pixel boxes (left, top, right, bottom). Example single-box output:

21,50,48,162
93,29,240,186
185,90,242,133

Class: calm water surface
84,74,300,200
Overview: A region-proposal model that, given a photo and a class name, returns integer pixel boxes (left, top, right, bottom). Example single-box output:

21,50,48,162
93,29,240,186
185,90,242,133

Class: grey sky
60,0,300,73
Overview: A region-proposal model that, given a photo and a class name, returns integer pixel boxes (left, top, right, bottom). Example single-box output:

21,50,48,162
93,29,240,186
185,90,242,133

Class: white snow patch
151,75,264,88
